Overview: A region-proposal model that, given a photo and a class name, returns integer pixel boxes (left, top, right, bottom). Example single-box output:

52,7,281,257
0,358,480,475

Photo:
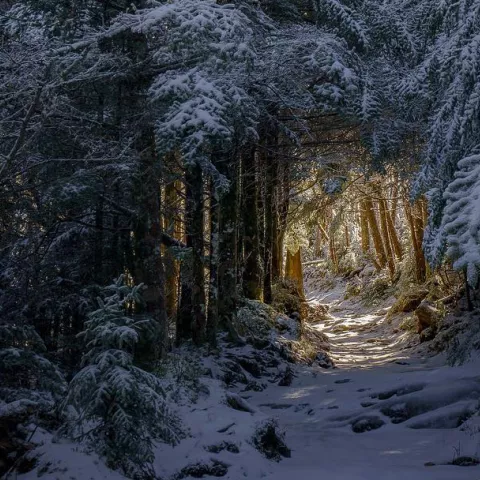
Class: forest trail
306,282,416,369
247,280,480,480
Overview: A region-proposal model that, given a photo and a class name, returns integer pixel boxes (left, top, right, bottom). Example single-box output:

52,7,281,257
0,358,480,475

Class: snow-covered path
249,281,480,480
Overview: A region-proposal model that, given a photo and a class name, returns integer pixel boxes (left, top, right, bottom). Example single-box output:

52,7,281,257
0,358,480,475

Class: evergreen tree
442,153,480,286
63,277,182,478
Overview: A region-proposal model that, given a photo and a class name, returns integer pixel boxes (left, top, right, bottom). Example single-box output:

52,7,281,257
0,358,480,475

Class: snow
443,153,480,285
17,277,480,479
246,278,480,479
15,430,127,480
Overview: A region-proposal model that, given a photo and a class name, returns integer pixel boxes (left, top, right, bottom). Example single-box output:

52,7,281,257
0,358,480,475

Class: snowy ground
248,280,480,480
17,279,480,479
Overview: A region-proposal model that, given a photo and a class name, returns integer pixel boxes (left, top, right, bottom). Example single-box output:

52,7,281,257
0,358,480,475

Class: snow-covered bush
441,306,480,365
360,275,391,306
0,323,66,476
394,246,418,291
344,278,362,299
63,277,183,478
0,324,66,414
442,154,480,286
159,351,208,404
252,419,290,461
272,280,306,317
236,299,277,341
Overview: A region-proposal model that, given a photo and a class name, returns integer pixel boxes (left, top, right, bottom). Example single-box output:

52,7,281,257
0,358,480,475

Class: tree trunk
271,160,281,282
215,153,242,343
276,160,290,279
207,180,220,347
364,196,387,270
257,149,266,282
189,163,206,345
263,148,274,304
285,247,305,299
413,200,428,280
382,198,403,260
314,226,323,257
344,224,350,249
178,164,207,345
360,200,370,254
329,235,338,272
262,121,278,303
109,182,122,280
377,194,396,278
164,178,181,322
242,145,263,300
178,173,193,344
133,128,168,360
403,195,426,283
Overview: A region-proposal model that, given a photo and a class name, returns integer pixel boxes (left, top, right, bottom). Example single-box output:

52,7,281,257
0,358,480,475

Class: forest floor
246,278,480,480
15,277,480,480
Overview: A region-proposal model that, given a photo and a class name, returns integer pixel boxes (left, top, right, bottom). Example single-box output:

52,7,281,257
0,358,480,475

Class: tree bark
276,160,290,279
178,163,207,345
133,128,168,360
382,197,403,260
329,235,338,272
189,163,206,345
261,121,278,303
271,160,281,282
285,247,305,299
364,196,387,271
377,195,396,278
207,180,220,347
178,173,193,344
403,195,426,283
164,178,181,322
242,145,263,300
360,200,370,254
215,153,242,343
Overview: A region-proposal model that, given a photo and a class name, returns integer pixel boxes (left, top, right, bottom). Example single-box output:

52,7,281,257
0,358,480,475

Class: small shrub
447,317,480,365
361,276,391,306
0,325,66,405
399,315,417,332
272,280,305,317
337,248,358,274
158,352,207,404
62,277,183,478
344,280,362,299
252,419,290,461
0,324,66,477
237,299,277,340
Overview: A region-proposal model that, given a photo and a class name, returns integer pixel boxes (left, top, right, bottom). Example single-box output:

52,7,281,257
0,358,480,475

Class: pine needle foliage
0,324,66,413
63,276,183,479
442,154,480,286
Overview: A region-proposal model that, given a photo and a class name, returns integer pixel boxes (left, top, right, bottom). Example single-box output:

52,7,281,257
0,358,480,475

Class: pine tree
442,154,480,286
63,277,182,478
0,323,66,413
400,0,480,266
